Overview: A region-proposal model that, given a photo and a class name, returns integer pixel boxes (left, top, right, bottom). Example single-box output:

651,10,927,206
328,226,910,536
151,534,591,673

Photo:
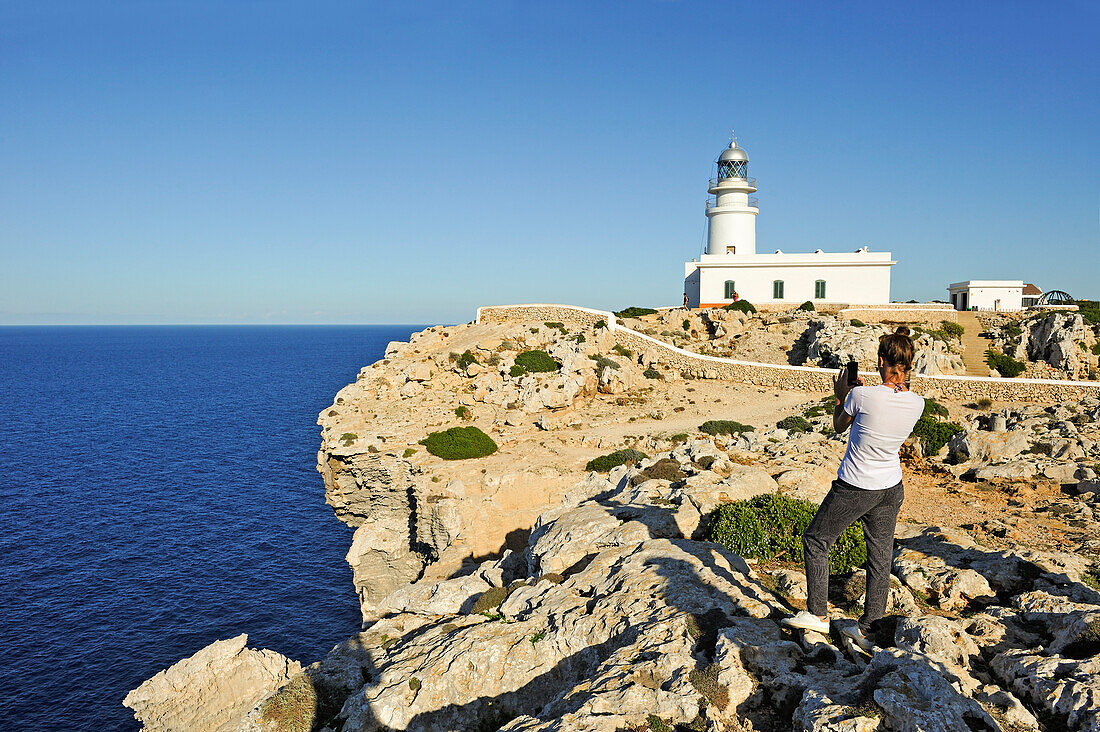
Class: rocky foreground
126,314,1100,732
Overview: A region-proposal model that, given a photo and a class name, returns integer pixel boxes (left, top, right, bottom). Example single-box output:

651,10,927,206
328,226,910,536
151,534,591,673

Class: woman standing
782,326,924,651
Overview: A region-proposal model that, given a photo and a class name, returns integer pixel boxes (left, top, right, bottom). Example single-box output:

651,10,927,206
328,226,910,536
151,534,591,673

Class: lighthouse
686,130,896,308
705,133,759,256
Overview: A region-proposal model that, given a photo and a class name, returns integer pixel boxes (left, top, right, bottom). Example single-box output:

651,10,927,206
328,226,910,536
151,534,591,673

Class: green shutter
773,280,784,299
815,280,826,299
724,280,735,299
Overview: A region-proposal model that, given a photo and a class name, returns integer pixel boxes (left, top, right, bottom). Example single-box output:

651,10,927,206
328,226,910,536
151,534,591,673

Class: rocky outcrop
1027,312,1097,378
795,317,965,375
123,635,301,732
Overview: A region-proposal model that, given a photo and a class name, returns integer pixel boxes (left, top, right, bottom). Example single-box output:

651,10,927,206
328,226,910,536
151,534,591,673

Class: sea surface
0,325,426,731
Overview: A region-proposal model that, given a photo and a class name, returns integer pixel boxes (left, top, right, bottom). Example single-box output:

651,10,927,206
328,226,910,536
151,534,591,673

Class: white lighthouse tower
686,130,896,308
705,132,758,256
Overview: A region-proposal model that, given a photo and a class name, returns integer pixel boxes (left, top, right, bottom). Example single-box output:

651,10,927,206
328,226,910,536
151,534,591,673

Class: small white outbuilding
946,280,1042,311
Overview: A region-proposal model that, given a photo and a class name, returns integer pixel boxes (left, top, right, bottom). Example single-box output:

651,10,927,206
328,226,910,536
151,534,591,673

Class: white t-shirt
837,385,925,490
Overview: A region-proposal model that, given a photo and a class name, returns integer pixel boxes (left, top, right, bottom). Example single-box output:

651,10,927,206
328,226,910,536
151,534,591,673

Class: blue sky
2,1,1097,325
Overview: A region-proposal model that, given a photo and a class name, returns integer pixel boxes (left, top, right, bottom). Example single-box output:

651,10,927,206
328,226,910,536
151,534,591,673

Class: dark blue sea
0,325,426,731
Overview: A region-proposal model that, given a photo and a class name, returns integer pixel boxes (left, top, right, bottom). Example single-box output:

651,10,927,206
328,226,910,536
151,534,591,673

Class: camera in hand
846,360,859,386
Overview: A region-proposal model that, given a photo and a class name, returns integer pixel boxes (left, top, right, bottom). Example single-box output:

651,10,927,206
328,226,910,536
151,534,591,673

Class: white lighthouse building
685,133,896,308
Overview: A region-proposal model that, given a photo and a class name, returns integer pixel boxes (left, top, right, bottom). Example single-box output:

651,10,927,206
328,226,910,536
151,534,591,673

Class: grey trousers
802,479,904,631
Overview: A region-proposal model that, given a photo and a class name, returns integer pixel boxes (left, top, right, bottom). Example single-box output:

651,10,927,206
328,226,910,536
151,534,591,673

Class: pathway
956,311,992,376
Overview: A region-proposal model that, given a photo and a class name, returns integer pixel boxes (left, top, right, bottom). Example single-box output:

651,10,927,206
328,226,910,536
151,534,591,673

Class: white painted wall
685,252,895,307
947,280,1025,311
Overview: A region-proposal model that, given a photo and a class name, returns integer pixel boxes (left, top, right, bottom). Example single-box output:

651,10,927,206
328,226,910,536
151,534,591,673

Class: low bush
643,366,663,380
699,420,755,436
455,350,479,370
777,415,812,433
912,417,962,457
454,405,471,421
590,354,620,371
543,321,565,330
922,398,949,420
986,350,1026,378
798,301,815,312
941,321,964,339
1077,300,1100,325
470,585,512,615
585,448,648,472
402,447,417,458
419,426,498,460
682,319,691,330
514,350,560,374
509,364,525,377
257,672,323,732
339,432,357,445
722,300,757,314
703,494,867,573
976,398,993,410
639,458,686,482
615,306,657,318
849,319,866,327
570,333,586,344
1005,323,1023,338
594,319,608,330
612,344,633,358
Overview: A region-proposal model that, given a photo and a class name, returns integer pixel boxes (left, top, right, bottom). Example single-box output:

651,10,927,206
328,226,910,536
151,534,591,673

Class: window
725,245,736,254
724,281,736,299
814,280,826,299
773,280,784,299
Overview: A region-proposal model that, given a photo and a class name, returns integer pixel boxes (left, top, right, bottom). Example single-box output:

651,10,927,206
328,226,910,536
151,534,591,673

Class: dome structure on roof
717,143,748,162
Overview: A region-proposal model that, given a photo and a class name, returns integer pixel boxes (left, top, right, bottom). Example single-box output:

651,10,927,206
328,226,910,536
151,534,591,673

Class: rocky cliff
126,313,1100,732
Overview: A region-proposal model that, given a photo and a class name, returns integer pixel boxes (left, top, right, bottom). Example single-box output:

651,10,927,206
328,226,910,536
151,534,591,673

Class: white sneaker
781,611,830,634
840,624,875,653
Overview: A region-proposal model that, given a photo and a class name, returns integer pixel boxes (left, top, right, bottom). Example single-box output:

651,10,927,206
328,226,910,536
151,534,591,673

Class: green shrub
1005,323,1023,338
615,306,657,318
419,426,498,460
514,350,560,374
976,398,993,410
987,350,1026,378
798,301,815,312
682,319,691,330
849,319,866,327
543,321,565,330
455,350,479,370
612,344,633,358
402,447,417,458
647,716,672,732
570,333,586,343
408,677,421,692
703,494,867,574
922,398,949,420
912,416,962,456
454,405,471,421
722,300,757,314
668,432,690,444
585,448,648,472
777,415,812,433
1077,300,1100,325
699,420,755,436
1092,343,1100,356
470,586,511,615
590,354,620,371
594,319,608,330
339,432,357,445
643,366,663,380
941,321,964,338
639,458,686,482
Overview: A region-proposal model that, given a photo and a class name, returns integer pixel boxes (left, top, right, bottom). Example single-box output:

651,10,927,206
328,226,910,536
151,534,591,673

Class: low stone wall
838,307,958,325
475,303,1100,403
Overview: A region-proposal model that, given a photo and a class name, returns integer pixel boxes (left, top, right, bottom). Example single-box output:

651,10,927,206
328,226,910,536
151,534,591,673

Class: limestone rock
124,634,301,732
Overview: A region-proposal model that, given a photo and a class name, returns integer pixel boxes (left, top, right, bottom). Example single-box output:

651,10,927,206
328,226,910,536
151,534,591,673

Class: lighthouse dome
717,143,748,162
